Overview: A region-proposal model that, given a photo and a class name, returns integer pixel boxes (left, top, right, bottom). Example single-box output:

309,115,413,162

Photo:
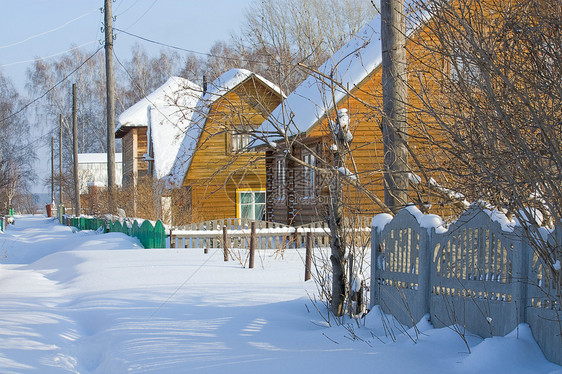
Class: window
230,125,252,153
302,153,315,198
276,158,286,200
238,190,266,220
450,49,481,85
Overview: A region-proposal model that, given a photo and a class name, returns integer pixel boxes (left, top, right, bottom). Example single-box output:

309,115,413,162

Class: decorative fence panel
371,205,562,365
430,209,522,338
525,229,561,364
372,209,431,327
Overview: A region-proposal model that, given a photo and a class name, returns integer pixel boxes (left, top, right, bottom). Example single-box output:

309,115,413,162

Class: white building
77,153,123,193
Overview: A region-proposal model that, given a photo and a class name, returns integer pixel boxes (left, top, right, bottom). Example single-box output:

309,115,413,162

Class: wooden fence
371,205,561,365
63,216,166,249
170,217,371,250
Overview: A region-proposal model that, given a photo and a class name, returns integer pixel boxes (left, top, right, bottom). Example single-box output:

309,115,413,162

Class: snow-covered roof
256,16,382,139
165,69,283,189
78,153,122,164
116,77,202,180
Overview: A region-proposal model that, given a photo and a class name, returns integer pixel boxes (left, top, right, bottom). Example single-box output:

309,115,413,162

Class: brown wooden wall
121,127,149,188
182,77,282,222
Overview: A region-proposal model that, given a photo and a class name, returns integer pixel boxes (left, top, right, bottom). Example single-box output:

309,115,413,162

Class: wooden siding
122,129,135,188
182,77,282,222
120,127,149,188
136,128,148,178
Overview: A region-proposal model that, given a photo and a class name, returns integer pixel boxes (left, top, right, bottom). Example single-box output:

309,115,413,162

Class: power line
0,10,98,49
113,27,279,65
115,0,137,17
0,46,103,124
0,41,98,68
123,0,159,31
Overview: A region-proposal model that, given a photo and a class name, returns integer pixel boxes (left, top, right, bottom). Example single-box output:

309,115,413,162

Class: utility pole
72,83,81,216
104,0,116,213
381,0,409,213
59,113,63,206
51,136,55,204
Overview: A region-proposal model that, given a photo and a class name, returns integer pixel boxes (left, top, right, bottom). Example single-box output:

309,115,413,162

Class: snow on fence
371,205,562,365
63,216,166,249
170,217,372,250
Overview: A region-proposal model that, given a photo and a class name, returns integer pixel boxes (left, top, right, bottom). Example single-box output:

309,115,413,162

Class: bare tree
406,0,561,305
235,0,378,92
117,44,183,109
0,71,35,213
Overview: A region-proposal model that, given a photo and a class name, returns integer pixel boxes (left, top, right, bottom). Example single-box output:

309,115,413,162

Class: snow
166,69,283,189
77,153,122,164
337,166,357,180
404,205,448,234
482,206,517,232
257,17,382,139
0,215,561,373
371,213,393,232
117,77,202,180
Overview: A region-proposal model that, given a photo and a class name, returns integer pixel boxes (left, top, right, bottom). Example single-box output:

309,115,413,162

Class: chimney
202,75,208,95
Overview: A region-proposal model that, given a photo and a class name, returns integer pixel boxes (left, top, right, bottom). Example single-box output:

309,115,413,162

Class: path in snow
0,216,560,373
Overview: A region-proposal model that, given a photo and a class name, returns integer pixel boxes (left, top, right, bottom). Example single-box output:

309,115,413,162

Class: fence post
419,226,433,317
305,231,312,281
223,226,229,261
170,228,175,248
370,222,380,308
512,228,529,325
249,221,256,269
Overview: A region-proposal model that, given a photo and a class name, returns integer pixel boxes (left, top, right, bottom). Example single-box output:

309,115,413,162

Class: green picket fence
64,216,166,249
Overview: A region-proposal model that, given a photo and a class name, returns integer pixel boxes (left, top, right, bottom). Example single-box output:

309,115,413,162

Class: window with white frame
238,190,266,220
230,125,252,153
302,153,315,198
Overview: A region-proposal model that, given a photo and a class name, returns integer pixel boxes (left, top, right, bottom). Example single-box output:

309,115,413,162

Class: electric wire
124,0,159,31
0,41,98,68
0,47,103,124
113,28,282,66
0,10,98,49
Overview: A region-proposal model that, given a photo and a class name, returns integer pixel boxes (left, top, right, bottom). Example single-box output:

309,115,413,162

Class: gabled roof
165,68,283,189
116,76,202,179
256,16,382,139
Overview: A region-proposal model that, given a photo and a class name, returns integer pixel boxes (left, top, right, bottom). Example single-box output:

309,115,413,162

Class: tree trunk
381,0,409,213
329,123,348,316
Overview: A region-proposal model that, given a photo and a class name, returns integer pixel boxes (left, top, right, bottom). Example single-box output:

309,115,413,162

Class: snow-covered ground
0,216,560,373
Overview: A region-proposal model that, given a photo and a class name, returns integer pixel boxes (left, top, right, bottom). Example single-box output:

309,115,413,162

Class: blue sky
1,0,254,93
0,0,254,195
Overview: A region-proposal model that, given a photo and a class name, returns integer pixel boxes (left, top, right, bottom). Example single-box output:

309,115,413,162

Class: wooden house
256,14,459,225
116,77,201,189
166,69,284,223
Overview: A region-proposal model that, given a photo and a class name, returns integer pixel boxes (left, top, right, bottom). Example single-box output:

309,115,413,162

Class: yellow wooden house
166,69,284,223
